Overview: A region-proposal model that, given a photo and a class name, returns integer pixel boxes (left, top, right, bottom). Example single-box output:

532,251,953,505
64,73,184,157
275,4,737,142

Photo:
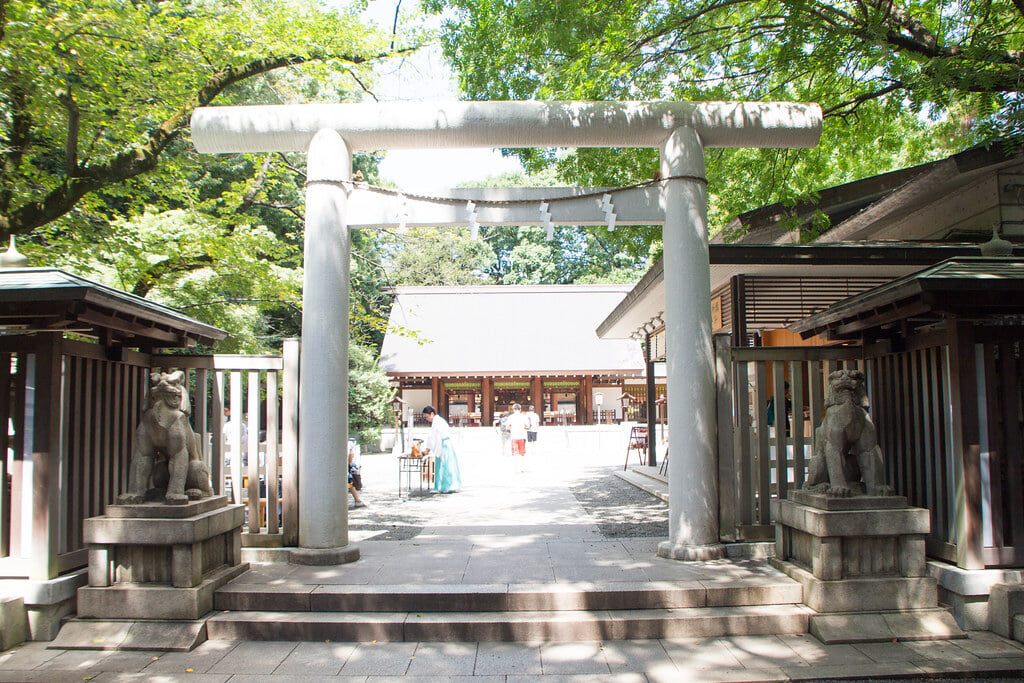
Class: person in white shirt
525,404,540,452
422,406,461,493
506,403,530,471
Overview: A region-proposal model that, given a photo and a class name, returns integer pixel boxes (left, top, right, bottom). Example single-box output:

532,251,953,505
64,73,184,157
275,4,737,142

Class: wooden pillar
581,375,593,425
31,336,63,580
531,377,543,416
715,334,735,540
948,321,985,569
645,335,658,467
431,377,441,414
731,275,747,347
482,377,493,426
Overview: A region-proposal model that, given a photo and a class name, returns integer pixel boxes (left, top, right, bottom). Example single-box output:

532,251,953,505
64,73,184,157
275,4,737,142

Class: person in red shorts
506,403,530,471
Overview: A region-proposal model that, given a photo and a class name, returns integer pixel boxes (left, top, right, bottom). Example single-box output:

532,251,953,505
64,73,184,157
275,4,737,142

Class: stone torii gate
191,101,821,564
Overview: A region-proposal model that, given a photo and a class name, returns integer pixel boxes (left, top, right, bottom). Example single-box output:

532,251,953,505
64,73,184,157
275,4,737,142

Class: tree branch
0,82,30,214
822,81,905,117
248,200,304,222
236,153,274,214
0,47,402,236
130,253,215,297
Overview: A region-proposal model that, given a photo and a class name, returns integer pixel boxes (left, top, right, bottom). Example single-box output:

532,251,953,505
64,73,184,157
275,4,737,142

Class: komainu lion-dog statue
804,369,895,498
118,371,214,505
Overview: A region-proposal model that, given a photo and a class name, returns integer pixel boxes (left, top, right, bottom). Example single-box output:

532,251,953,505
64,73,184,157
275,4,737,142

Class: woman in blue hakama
422,405,461,493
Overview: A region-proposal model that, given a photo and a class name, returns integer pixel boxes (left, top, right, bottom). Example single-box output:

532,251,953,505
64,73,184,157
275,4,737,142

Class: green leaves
0,0,393,236
427,0,1017,241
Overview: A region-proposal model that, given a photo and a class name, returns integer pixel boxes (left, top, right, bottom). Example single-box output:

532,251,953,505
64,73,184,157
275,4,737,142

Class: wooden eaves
789,257,1024,343
597,242,1016,340
0,268,226,350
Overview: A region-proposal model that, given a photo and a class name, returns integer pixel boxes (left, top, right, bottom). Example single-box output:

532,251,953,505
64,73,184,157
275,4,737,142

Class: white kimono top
424,414,451,453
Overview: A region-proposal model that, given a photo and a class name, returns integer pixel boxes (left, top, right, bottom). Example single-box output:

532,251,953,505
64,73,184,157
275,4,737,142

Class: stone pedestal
770,491,963,643
52,496,248,651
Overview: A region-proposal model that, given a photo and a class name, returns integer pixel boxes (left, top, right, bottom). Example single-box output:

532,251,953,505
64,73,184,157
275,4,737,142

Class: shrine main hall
379,284,662,426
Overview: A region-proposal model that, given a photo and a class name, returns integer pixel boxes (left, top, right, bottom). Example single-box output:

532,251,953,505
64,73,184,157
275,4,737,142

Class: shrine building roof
380,284,644,378
0,267,227,349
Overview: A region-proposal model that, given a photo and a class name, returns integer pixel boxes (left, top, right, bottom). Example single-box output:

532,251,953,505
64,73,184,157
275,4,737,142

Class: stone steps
207,580,809,643
206,604,811,643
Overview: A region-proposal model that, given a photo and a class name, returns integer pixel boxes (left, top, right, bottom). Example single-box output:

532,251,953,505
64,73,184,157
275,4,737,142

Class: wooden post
581,375,593,425
431,377,441,415
715,334,735,540
731,275,747,347
645,335,658,468
531,377,542,418
947,321,985,569
30,337,63,580
281,338,300,547
482,377,493,426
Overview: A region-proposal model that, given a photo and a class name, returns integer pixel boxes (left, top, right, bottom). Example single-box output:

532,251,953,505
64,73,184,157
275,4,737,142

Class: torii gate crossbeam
191,101,822,564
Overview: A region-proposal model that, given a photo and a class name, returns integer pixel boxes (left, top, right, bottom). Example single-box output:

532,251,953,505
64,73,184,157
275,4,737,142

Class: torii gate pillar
292,129,359,564
658,127,723,559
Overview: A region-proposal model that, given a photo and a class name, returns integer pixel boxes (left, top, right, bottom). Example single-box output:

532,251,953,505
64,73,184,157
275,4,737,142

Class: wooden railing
0,336,301,581
717,330,1024,569
717,339,863,541
152,338,300,547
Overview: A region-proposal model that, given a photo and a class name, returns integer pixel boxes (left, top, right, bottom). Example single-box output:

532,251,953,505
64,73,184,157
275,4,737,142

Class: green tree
1,0,422,350
0,0,398,238
348,341,394,445
384,227,497,286
426,0,983,240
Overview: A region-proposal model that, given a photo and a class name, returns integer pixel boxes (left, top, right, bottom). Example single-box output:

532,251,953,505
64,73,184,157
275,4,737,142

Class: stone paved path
3,435,1024,681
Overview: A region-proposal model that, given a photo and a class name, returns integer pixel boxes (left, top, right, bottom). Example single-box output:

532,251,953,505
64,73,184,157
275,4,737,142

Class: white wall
592,387,625,419
402,389,432,415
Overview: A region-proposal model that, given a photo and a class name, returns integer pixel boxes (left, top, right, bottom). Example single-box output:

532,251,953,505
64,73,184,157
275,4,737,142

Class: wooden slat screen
742,276,890,330
722,328,1024,569
0,351,25,564
868,345,956,562
981,336,1024,566
60,340,149,566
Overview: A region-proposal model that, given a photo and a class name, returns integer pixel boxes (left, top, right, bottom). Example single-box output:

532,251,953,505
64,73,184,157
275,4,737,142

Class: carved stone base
770,493,964,643
657,541,727,561
76,496,248,621
289,545,360,566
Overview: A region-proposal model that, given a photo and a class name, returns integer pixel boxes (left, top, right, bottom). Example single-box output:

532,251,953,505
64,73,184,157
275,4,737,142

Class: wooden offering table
398,454,434,497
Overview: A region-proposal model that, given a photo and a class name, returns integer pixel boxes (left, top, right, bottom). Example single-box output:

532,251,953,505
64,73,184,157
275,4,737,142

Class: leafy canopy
424,0,1008,239
0,0,392,237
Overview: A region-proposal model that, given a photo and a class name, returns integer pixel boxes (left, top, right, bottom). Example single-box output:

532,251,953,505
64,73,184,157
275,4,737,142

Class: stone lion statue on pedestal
118,370,214,505
804,369,895,498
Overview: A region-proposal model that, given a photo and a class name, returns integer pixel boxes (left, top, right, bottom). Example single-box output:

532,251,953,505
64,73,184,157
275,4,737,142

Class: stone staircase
205,578,811,642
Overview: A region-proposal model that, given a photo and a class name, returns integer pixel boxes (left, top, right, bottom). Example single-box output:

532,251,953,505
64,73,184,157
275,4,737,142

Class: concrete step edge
205,604,812,642
612,470,668,503
214,580,803,612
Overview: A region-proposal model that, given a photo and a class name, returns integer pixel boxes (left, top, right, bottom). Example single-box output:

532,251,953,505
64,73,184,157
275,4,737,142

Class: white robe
425,414,451,454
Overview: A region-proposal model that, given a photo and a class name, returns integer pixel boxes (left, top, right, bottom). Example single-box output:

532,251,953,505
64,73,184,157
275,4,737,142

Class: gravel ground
568,466,669,538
